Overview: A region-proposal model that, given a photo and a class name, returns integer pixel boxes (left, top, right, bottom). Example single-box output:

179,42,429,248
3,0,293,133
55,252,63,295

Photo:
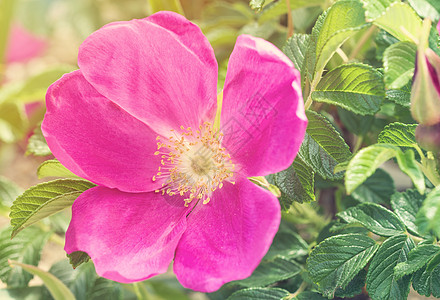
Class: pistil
153,122,235,206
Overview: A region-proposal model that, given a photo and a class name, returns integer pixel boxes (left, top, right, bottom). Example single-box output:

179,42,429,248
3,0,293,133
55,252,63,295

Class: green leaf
373,2,423,42
37,160,79,179
306,110,352,163
429,21,440,56
391,189,426,236
283,34,310,82
0,227,50,287
407,0,440,21
258,0,324,23
48,259,122,300
336,203,406,236
377,122,417,148
297,111,351,180
412,258,440,297
0,176,22,208
312,63,385,115
9,260,75,300
351,168,395,205
383,41,417,89
333,160,349,174
366,234,415,300
227,287,290,300
273,156,315,208
142,277,192,300
147,0,184,14
335,269,366,298
249,0,265,12
26,126,51,156
265,222,309,260
296,291,327,300
386,82,412,107
309,1,367,81
0,286,46,300
297,134,340,180
291,6,323,34
9,179,95,237
395,150,425,194
394,244,440,278
88,277,123,300
345,144,398,194
4,67,75,104
375,29,400,60
0,102,27,143
338,108,374,136
236,256,301,287
416,186,440,238
305,9,325,81
307,233,379,298
361,0,396,21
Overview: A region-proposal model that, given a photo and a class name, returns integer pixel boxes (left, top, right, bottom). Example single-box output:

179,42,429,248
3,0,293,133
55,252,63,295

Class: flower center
153,122,235,206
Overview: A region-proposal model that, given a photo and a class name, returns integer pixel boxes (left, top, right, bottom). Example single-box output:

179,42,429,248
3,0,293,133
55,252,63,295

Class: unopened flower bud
415,123,440,152
410,19,440,126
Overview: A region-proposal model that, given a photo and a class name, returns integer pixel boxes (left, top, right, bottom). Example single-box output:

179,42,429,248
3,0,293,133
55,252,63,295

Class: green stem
420,154,440,186
405,231,424,244
335,187,344,213
336,48,348,63
414,145,426,161
133,282,149,300
49,233,65,247
286,0,293,38
304,70,324,110
287,281,308,299
352,135,364,153
349,25,376,60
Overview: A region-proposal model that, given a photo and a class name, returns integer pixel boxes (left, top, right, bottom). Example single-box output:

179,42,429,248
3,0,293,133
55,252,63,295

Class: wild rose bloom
42,11,307,292
6,24,46,63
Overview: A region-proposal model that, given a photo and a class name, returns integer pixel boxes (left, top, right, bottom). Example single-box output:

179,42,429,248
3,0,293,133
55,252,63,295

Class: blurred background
0,0,327,299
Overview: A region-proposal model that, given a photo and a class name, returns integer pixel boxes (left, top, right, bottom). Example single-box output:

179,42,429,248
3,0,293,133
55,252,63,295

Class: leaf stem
420,154,440,186
304,70,323,110
414,145,426,161
287,281,308,299
353,135,364,153
336,48,348,63
405,231,424,244
36,222,65,247
286,0,294,38
49,233,65,247
349,25,376,60
133,282,149,300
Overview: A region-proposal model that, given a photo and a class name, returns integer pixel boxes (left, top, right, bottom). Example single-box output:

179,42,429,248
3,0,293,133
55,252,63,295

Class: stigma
153,122,235,206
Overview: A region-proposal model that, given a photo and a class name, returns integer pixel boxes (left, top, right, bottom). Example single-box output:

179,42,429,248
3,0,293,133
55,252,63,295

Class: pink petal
6,24,46,63
78,12,218,136
42,70,163,192
220,35,307,177
65,186,190,283
173,178,281,292
437,20,440,35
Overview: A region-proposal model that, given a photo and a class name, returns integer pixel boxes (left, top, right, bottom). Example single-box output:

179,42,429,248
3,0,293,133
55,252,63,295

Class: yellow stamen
151,121,235,206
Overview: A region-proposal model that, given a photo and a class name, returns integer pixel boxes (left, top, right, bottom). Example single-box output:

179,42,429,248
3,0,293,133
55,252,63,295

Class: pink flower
42,11,307,292
6,24,46,63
